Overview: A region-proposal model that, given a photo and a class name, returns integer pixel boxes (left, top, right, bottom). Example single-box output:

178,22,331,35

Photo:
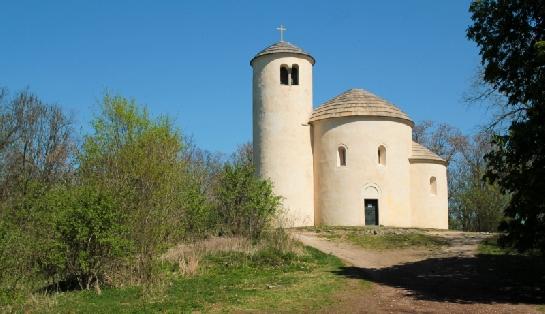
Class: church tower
250,31,315,226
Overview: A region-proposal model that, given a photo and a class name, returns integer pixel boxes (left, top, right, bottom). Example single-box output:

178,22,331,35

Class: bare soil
293,230,544,314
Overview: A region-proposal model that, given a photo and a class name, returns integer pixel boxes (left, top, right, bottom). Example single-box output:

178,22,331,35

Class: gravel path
292,230,542,314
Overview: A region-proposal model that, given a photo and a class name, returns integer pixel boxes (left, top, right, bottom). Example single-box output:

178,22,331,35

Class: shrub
43,184,130,293
214,160,281,239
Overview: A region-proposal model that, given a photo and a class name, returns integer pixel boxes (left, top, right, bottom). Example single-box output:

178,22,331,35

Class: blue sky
1,0,485,154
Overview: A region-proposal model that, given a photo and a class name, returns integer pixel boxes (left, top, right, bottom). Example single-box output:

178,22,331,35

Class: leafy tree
215,144,280,239
0,89,75,301
467,0,545,252
79,94,210,282
448,132,510,231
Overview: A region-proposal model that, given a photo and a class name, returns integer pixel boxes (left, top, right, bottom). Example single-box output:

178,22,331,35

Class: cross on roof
276,24,287,42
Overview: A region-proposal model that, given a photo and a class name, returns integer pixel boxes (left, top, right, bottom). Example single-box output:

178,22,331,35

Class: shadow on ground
333,254,545,305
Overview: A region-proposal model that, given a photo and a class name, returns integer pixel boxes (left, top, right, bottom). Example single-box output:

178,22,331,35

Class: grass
477,235,543,256
303,226,448,250
20,242,360,313
477,236,513,255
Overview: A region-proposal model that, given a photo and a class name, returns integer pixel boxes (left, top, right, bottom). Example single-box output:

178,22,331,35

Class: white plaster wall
410,162,449,229
312,116,413,227
252,53,315,226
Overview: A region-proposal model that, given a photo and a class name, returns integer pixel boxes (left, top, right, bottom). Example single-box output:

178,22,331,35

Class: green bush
79,94,213,283
214,160,281,239
0,90,287,307
0,221,34,305
0,182,54,304
42,184,130,293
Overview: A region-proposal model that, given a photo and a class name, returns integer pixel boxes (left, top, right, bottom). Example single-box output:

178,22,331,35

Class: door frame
364,198,379,226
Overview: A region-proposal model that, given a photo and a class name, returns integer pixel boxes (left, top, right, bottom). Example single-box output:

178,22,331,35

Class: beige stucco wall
252,53,315,226
312,116,414,227
410,161,448,229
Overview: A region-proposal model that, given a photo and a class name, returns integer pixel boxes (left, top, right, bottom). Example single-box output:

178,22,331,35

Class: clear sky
1,0,485,154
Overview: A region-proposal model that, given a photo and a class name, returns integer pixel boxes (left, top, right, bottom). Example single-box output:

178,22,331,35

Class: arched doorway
363,184,380,226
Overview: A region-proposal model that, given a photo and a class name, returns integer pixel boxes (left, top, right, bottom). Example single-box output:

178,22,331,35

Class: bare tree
413,121,507,231
0,89,75,200
412,120,464,165
463,67,525,131
448,131,509,231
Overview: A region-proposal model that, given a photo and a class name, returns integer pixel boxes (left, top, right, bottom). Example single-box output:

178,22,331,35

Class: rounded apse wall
312,116,413,226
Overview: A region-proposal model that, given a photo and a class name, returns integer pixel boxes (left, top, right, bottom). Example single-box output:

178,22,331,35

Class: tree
0,89,76,298
449,132,510,231
0,88,74,202
413,122,508,231
467,0,545,252
79,94,210,282
412,120,463,165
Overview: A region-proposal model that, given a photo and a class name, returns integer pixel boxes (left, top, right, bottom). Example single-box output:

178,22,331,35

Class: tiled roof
251,41,315,65
309,89,413,124
410,141,446,164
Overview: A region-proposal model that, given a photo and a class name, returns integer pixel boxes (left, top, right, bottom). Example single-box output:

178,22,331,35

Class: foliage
44,184,130,293
478,236,518,255
414,122,508,231
0,89,287,311
448,132,510,231
467,0,545,253
0,88,74,201
0,220,36,305
79,93,211,282
0,88,75,305
215,144,281,239
450,180,508,232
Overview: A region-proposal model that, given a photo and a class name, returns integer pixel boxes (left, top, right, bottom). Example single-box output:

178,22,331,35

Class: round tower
251,41,315,226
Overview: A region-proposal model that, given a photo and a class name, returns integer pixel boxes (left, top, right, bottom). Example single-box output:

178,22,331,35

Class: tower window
378,145,386,165
291,64,299,85
338,146,347,167
280,66,289,85
430,176,437,195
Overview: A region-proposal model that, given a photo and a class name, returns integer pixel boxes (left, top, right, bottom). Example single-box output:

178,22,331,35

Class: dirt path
293,231,543,314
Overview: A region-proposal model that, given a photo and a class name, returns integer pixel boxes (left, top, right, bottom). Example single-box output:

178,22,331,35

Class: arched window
430,176,437,195
338,146,347,167
378,145,386,165
280,66,289,85
291,64,299,85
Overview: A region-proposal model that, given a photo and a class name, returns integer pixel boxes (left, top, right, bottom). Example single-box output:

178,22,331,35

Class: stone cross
276,24,286,42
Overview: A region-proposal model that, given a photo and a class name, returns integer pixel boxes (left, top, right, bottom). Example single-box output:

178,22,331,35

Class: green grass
477,235,542,256
28,246,357,313
304,226,448,250
477,236,513,255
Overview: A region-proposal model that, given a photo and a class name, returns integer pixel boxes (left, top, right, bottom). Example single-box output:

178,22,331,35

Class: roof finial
276,24,287,42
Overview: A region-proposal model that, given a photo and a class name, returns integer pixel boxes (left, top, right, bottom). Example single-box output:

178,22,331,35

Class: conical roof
251,41,315,65
410,141,446,164
309,89,413,125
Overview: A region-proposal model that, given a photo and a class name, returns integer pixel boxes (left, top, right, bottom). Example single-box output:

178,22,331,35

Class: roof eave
409,158,448,166
250,52,316,66
308,114,414,127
